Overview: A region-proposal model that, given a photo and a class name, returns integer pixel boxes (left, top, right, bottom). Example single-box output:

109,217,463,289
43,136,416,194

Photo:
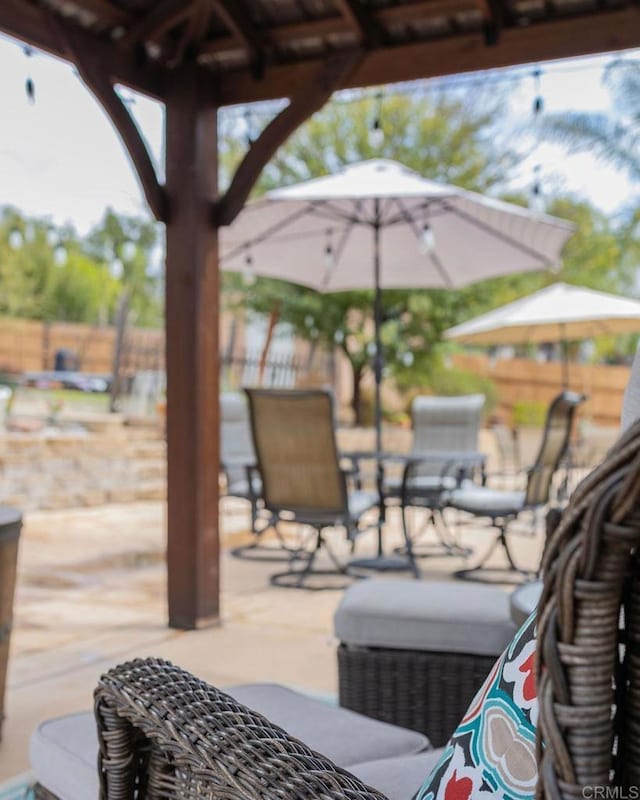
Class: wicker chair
449,390,585,582
245,388,379,589
32,419,640,798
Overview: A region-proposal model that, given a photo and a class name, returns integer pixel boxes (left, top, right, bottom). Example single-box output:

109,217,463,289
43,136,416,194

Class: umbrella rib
394,198,454,288
221,205,313,262
443,203,556,266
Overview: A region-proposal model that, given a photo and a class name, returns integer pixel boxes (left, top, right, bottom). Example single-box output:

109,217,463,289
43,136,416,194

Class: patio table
342,449,486,574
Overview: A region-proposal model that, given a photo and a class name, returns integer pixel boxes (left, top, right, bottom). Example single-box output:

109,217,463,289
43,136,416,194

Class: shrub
512,400,548,427
401,365,498,420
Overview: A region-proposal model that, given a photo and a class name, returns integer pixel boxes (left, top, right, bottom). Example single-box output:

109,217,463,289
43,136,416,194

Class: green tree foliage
84,208,161,326
0,206,157,326
221,91,520,422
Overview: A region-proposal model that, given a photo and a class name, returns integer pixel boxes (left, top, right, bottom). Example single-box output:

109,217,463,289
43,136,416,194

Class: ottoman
335,579,517,746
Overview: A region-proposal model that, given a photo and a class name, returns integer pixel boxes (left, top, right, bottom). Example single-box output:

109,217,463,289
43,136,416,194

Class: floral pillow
416,612,538,800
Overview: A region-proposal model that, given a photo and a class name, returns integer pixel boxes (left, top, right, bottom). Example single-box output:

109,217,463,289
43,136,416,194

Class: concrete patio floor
0,487,554,781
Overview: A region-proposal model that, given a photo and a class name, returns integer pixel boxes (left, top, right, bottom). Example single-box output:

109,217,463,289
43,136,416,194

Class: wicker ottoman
335,579,517,747
0,506,22,741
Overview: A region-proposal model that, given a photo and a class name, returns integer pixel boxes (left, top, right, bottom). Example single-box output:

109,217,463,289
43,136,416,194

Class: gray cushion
226,476,262,498
30,687,429,799
334,579,516,656
447,484,526,515
30,711,99,800
228,683,429,767
349,749,445,800
385,474,457,497
348,489,379,520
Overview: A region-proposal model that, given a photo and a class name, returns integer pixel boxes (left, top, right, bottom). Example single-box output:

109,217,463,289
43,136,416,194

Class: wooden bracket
334,0,384,46
215,49,363,227
47,13,169,222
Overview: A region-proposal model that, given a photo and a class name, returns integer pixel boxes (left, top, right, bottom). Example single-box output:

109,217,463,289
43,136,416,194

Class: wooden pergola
1,0,639,629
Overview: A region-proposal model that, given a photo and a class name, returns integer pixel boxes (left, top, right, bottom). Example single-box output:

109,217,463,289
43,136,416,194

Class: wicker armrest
95,657,389,800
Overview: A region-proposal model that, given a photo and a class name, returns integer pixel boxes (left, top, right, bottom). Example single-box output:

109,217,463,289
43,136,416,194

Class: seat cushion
334,579,516,656
30,711,99,800
348,489,379,520
31,685,429,799
349,749,445,800
416,613,537,800
385,475,457,498
228,683,429,767
447,484,526,516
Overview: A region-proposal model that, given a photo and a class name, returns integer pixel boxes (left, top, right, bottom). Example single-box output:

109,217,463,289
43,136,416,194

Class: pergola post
165,66,220,629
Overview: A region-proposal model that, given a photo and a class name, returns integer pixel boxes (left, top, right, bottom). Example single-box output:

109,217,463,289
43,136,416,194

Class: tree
84,208,162,326
220,90,520,422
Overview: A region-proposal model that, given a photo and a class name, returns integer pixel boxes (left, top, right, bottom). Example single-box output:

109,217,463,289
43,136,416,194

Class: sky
0,32,638,235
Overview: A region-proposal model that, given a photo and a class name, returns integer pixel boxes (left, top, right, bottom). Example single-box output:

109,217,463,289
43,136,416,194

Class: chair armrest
95,658,388,800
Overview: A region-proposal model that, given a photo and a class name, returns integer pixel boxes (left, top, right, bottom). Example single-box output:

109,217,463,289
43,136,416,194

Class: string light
242,250,256,286
530,67,545,211
420,222,435,254
24,46,35,104
368,91,385,148
324,229,335,268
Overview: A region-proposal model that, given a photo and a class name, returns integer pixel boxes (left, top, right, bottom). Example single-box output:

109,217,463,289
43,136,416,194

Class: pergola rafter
1,0,640,629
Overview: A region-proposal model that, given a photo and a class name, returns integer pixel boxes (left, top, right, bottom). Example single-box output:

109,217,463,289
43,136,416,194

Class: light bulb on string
243,251,256,286
24,46,35,104
334,329,345,344
368,90,385,149
402,351,414,367
324,229,335,269
419,223,435,255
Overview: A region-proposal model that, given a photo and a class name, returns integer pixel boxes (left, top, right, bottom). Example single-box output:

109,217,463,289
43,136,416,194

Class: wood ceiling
2,0,640,104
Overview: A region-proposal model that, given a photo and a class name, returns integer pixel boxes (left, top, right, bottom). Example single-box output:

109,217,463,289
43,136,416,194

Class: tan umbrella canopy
445,282,640,386
446,283,640,345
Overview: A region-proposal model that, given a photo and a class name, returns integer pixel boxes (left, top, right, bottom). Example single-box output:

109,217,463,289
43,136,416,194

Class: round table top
510,580,543,627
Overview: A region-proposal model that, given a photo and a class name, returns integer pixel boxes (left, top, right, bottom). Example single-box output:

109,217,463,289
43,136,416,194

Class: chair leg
454,521,534,584
395,504,472,559
269,527,356,591
230,508,305,562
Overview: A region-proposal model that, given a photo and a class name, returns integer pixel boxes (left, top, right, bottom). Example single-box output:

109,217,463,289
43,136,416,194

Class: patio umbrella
445,282,640,387
221,159,575,450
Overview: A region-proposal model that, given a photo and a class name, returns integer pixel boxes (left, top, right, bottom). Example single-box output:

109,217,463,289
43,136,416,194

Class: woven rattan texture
537,418,640,798
33,783,61,799
95,658,389,799
337,644,496,748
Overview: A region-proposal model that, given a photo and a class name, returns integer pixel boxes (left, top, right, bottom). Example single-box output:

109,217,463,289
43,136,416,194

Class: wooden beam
211,0,266,72
216,49,363,226
50,14,168,222
333,0,383,45
121,0,193,47
58,0,133,28
199,0,475,58
0,0,166,99
165,64,220,630
215,6,640,104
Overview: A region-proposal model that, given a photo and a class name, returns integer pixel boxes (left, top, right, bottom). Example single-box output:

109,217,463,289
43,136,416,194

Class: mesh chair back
245,388,347,517
524,390,584,506
410,394,485,477
220,393,256,487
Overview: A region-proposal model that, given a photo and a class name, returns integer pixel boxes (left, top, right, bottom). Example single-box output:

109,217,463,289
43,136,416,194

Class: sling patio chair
220,392,294,561
386,393,486,559
244,387,380,589
446,389,585,583
30,416,640,799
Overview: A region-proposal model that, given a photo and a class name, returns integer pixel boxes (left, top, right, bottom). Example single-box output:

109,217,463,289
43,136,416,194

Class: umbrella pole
373,215,383,456
561,322,569,390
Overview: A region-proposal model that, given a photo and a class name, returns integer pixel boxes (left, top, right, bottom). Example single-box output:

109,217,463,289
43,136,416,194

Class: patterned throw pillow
416,612,537,800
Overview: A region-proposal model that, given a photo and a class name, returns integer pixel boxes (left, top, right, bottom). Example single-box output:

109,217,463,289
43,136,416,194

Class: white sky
0,33,638,234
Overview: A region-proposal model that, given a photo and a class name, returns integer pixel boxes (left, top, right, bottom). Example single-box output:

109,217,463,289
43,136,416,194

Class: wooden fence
453,353,630,427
